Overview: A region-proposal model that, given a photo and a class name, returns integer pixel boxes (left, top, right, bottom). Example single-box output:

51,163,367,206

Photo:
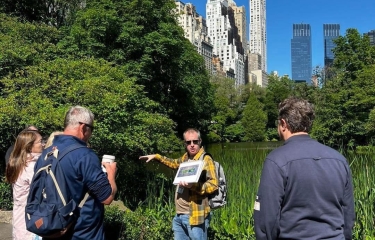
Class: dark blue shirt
35,135,112,240
254,135,355,240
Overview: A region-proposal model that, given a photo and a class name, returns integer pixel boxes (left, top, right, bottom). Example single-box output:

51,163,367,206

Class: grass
140,144,375,239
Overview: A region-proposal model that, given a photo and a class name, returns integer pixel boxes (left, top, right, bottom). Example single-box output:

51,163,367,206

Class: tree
208,76,237,142
241,93,267,142
333,29,375,78
264,74,294,129
0,0,84,27
56,0,215,135
312,29,375,148
0,58,180,156
0,14,60,80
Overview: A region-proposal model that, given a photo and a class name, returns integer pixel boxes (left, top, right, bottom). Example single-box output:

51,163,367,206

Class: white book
173,160,205,185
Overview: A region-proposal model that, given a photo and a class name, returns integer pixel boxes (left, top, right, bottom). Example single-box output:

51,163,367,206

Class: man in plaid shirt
140,128,218,240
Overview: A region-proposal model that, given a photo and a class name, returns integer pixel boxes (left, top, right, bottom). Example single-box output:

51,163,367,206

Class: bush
104,205,174,240
0,178,12,210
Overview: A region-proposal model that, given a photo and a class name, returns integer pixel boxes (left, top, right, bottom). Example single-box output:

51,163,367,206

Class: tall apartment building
206,0,246,86
323,24,340,68
249,0,267,71
175,1,214,74
365,30,375,46
291,23,312,84
228,0,247,53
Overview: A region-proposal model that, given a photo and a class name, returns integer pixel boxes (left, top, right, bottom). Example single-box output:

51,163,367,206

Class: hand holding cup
102,155,115,173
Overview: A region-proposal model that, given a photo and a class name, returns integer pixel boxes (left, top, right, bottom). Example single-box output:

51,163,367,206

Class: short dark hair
278,97,315,134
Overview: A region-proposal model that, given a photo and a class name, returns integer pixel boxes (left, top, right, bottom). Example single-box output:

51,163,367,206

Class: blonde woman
44,131,63,148
5,130,45,240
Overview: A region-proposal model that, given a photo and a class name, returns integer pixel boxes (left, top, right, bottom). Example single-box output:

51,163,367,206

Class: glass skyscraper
324,24,340,68
365,30,375,46
291,24,312,84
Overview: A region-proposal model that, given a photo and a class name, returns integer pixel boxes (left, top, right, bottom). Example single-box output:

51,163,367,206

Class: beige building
249,0,267,71
175,1,214,74
228,1,247,53
249,69,268,87
247,51,268,87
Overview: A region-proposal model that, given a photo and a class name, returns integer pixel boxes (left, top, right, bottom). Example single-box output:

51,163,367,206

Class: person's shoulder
203,152,214,160
315,141,347,161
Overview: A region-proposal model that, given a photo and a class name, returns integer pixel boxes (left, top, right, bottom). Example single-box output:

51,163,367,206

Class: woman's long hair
5,130,39,184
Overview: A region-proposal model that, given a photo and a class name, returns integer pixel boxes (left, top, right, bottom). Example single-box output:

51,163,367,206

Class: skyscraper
249,0,267,71
365,30,375,46
206,0,246,86
324,24,340,68
175,1,214,74
291,23,312,84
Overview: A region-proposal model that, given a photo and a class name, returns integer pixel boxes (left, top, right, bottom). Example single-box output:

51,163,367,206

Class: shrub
0,178,12,210
104,205,174,240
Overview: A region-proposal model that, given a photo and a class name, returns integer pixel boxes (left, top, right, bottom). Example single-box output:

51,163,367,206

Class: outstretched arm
139,154,156,163
140,154,182,169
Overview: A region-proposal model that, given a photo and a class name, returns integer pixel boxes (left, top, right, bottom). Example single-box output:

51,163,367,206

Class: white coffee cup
102,155,115,172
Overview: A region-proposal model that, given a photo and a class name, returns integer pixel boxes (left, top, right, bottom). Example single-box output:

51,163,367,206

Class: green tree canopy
241,92,267,142
0,14,59,79
57,0,214,135
0,58,180,156
312,29,375,148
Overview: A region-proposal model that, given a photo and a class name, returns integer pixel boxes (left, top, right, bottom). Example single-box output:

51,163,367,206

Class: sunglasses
79,122,94,132
185,140,200,145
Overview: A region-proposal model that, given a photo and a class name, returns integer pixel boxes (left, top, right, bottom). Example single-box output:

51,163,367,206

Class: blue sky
184,0,375,77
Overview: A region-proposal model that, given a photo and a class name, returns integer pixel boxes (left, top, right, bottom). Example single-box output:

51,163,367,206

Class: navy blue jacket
35,135,112,240
254,135,355,240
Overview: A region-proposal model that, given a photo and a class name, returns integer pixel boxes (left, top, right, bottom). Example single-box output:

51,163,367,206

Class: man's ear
280,119,290,131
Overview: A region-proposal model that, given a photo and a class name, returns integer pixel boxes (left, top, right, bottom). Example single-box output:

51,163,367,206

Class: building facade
249,0,267,71
291,23,312,84
365,30,375,46
206,0,246,86
175,1,214,74
323,24,340,68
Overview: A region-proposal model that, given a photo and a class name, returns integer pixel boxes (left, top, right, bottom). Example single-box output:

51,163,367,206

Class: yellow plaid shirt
155,147,218,225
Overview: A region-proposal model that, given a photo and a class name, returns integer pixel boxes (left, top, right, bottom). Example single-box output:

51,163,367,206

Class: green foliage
0,58,182,208
224,123,245,142
241,93,267,142
263,75,294,129
0,58,180,156
0,0,83,27
104,205,174,240
265,128,279,141
0,14,59,79
0,178,12,210
208,76,251,142
312,29,375,148
333,28,375,76
59,0,215,135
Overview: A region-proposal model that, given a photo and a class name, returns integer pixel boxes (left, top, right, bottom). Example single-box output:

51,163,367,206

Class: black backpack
199,152,227,209
25,144,89,238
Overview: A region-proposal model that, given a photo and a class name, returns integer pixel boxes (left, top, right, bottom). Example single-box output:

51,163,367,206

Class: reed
142,144,375,239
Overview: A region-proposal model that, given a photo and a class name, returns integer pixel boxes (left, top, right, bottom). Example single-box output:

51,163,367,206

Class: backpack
199,152,227,210
25,144,89,238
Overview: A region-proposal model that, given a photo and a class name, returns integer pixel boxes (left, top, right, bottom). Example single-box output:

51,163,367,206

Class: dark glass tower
324,24,340,68
365,30,375,46
291,24,312,84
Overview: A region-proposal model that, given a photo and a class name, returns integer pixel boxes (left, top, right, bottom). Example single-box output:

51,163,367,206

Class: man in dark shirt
254,97,355,240
35,106,117,239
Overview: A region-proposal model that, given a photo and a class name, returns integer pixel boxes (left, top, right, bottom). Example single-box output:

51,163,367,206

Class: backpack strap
44,143,86,161
199,152,221,181
46,143,90,208
198,152,211,161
